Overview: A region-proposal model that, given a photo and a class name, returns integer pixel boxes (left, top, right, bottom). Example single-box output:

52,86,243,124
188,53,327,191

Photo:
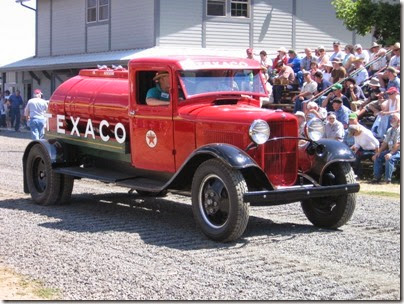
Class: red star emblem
147,133,156,145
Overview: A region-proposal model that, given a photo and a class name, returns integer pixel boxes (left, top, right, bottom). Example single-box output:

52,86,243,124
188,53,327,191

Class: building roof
0,47,247,72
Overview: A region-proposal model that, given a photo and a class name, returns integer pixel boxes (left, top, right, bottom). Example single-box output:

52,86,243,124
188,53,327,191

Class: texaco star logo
146,130,157,148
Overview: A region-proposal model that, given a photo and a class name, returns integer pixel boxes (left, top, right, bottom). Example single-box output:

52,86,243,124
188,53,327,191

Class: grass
17,277,60,300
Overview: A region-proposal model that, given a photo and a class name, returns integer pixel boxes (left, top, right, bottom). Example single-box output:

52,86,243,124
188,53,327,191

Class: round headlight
306,118,325,141
249,119,270,144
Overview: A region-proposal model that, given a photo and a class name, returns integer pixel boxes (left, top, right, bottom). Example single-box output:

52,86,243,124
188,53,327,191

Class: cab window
137,70,170,106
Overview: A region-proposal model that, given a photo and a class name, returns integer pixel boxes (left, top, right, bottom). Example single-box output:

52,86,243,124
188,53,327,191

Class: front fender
22,139,66,193
306,139,355,183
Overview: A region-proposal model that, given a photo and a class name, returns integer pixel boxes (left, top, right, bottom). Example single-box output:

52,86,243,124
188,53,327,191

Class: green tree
332,0,400,46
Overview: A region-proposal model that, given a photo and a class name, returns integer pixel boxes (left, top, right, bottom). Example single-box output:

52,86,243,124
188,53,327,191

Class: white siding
159,0,203,47
52,0,85,55
253,0,293,52
295,0,353,51
206,22,250,48
87,25,109,53
37,0,51,57
111,0,155,50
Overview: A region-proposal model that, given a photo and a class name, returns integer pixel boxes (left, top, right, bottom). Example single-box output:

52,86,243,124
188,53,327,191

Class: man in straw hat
356,77,383,119
389,42,400,70
272,47,288,73
348,123,379,179
368,42,387,76
146,71,171,106
330,58,347,83
351,57,369,86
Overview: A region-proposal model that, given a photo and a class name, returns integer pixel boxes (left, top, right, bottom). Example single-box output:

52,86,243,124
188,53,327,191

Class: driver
146,71,170,105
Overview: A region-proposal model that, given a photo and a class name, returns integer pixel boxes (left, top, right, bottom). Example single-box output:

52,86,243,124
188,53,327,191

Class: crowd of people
252,41,400,184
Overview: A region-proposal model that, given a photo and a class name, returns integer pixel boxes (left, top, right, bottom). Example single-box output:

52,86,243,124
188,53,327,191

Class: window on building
207,0,226,16
207,0,250,18
87,0,109,23
231,0,249,17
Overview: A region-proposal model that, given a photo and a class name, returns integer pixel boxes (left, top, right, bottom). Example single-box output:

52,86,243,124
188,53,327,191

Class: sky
0,0,36,66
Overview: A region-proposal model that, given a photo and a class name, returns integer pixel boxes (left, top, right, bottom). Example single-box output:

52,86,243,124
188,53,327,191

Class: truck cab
23,55,359,242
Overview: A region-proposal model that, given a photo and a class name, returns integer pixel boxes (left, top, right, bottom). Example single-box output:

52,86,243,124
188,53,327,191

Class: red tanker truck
23,55,359,242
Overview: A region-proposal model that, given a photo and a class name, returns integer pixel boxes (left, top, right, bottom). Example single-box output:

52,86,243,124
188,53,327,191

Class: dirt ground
0,181,399,300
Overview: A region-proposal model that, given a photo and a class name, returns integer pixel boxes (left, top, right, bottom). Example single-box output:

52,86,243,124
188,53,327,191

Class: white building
0,0,372,100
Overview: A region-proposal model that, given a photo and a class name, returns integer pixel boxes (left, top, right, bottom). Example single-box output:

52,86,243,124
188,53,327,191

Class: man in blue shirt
8,90,23,131
287,49,302,86
146,71,170,106
332,97,351,129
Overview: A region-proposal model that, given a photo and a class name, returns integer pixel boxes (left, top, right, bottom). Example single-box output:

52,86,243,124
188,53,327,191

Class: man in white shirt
329,41,344,62
369,42,387,76
292,71,318,112
348,124,380,179
24,89,48,140
354,44,370,64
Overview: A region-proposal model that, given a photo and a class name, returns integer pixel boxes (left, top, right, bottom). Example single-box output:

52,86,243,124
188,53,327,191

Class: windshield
178,69,266,98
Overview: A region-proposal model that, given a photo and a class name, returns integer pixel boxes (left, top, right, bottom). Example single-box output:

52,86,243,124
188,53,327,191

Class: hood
178,103,297,124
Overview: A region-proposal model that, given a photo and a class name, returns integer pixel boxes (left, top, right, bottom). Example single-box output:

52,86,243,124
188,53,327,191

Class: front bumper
244,183,360,206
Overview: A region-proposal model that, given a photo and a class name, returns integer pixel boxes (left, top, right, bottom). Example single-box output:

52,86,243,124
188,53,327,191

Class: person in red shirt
272,47,288,73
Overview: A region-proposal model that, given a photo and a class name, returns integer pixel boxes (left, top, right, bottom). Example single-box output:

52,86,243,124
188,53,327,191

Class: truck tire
26,144,62,205
191,159,249,242
57,174,74,205
301,162,356,229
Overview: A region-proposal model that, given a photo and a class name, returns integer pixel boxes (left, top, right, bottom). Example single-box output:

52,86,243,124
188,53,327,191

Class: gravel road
0,130,400,300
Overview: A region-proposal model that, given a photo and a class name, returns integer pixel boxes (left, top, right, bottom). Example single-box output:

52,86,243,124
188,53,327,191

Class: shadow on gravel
0,192,331,250
0,129,31,140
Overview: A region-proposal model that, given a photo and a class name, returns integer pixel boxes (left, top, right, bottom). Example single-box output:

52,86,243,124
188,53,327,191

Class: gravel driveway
0,130,400,300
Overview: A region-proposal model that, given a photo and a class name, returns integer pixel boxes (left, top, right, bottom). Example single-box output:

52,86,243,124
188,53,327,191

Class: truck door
129,67,175,173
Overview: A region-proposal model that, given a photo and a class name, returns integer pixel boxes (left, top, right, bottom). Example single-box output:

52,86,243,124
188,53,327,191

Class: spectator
330,41,344,62
0,93,7,128
342,44,355,72
388,42,400,70
356,78,382,119
272,47,288,73
272,61,295,104
322,83,350,112
295,111,306,138
292,71,318,112
354,44,370,64
352,57,369,86
300,48,318,72
332,97,351,128
246,48,254,60
381,86,400,117
24,89,49,140
322,62,333,82
343,77,365,111
317,46,330,70
344,112,359,146
259,50,272,81
384,66,400,92
368,42,387,76
287,49,301,73
305,101,327,121
372,113,400,184
348,124,380,179
324,112,344,142
309,61,319,77
8,90,23,132
3,90,11,129
330,59,347,83
313,71,332,106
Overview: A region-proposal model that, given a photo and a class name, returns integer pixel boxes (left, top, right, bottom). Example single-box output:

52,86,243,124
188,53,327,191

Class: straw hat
153,71,169,81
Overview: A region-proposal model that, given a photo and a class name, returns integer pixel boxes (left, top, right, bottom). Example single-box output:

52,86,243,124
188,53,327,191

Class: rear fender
22,140,66,193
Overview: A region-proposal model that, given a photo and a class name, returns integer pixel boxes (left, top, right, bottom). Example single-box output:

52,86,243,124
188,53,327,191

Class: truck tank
47,68,130,141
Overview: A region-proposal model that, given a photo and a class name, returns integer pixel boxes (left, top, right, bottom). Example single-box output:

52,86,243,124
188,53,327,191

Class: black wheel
26,144,62,205
301,162,356,229
136,190,167,197
191,159,249,242
57,174,74,205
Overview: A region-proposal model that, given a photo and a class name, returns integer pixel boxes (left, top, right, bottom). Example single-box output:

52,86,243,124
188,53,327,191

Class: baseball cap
295,111,305,118
386,87,399,95
386,66,398,75
277,47,287,53
348,113,358,120
331,83,343,91
354,44,362,50
34,89,42,95
332,97,343,104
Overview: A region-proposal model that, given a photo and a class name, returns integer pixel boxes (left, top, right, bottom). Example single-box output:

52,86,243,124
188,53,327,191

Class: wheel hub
204,190,219,215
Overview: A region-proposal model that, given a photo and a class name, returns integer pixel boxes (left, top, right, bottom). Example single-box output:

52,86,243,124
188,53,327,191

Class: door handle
129,110,136,117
